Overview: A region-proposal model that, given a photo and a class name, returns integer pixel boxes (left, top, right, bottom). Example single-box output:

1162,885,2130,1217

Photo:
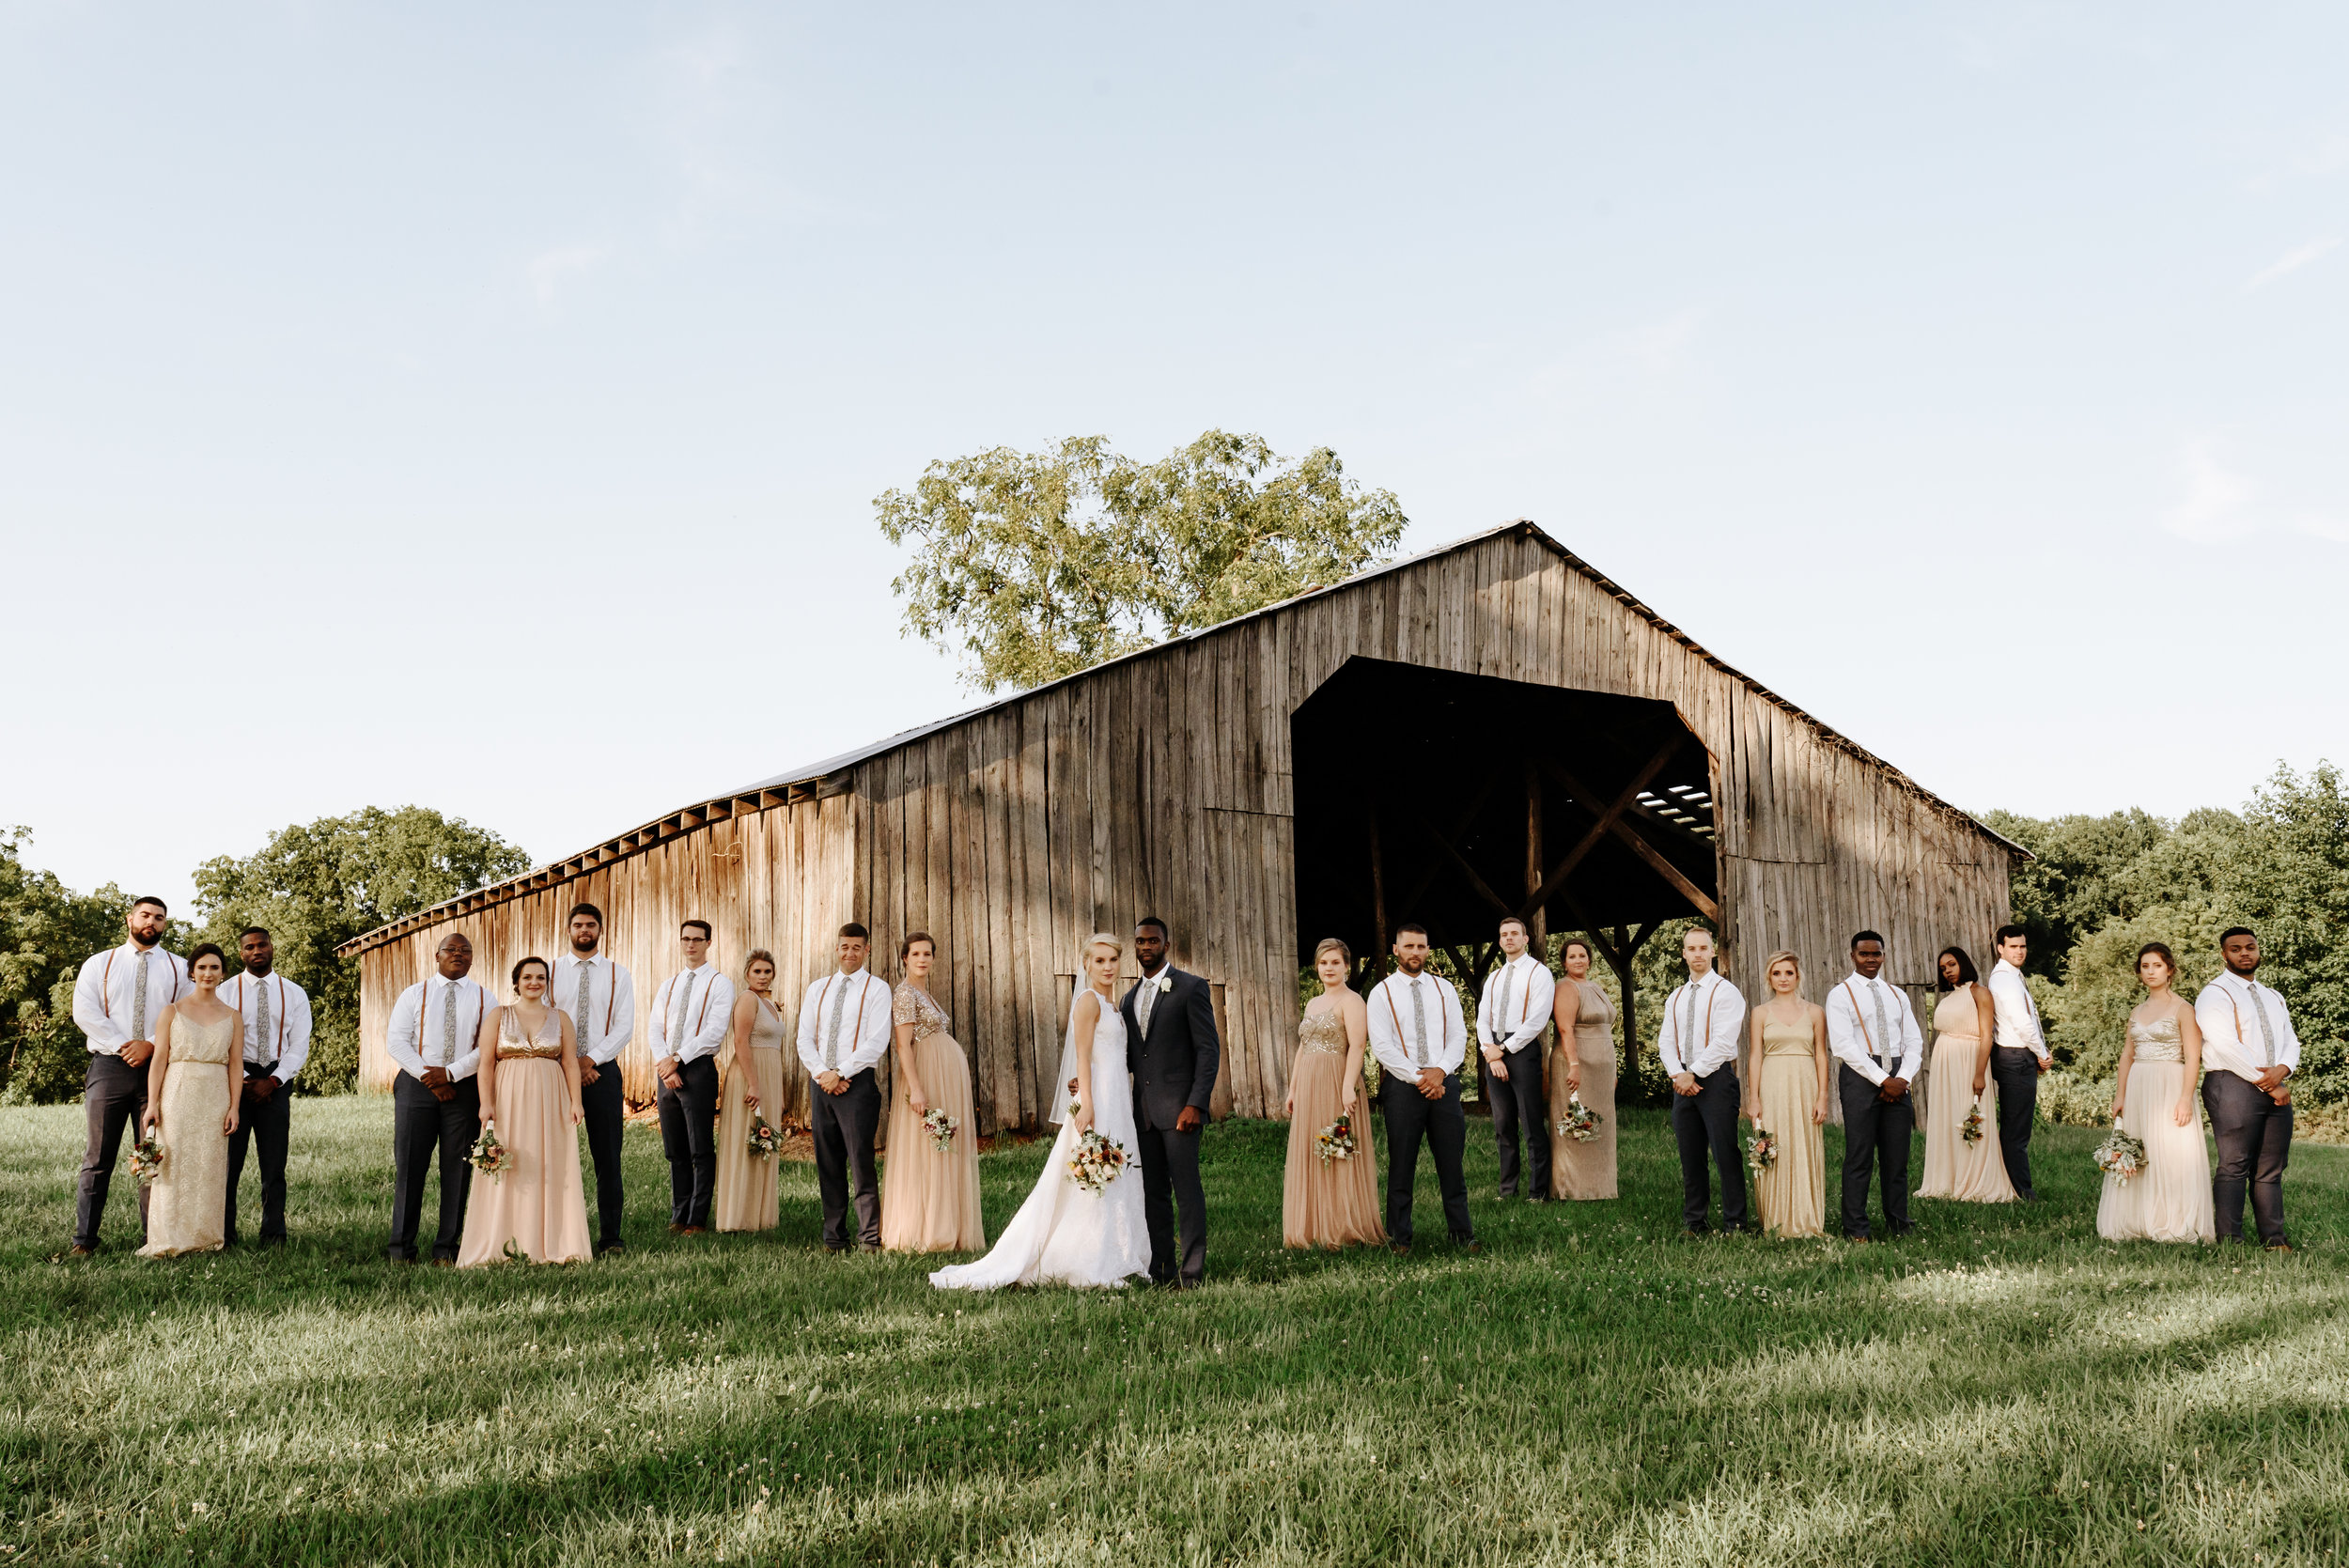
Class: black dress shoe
597,1240,628,1257
258,1234,288,1248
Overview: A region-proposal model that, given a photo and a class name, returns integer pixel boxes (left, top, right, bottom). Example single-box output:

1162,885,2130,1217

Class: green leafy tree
877,430,1407,691
0,831,142,1105
2225,763,2349,1105
192,807,531,1094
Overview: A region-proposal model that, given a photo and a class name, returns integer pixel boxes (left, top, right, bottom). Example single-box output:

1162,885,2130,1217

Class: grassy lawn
3,1096,2345,1567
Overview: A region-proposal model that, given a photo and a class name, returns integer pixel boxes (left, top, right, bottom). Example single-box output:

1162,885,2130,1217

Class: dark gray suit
1120,966,1219,1286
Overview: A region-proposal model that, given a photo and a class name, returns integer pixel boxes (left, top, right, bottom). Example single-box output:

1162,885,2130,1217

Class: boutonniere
1157,976,1174,994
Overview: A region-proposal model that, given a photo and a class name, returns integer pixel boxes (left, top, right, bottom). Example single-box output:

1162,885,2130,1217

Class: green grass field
3,1096,2344,1567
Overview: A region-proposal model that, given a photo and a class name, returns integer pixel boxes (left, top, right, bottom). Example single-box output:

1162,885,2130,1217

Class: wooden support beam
1392,776,1501,919
1422,819,1517,920
1517,748,1676,920
1524,758,1546,948
1367,797,1389,982
1541,756,1720,924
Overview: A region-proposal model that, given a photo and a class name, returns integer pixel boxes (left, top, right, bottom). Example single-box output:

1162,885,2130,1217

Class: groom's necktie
256,979,273,1069
575,963,594,1058
1410,978,1430,1068
131,954,149,1043
1138,972,1159,1036
440,980,459,1067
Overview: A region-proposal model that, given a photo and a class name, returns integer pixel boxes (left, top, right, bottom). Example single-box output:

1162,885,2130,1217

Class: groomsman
1657,927,1748,1236
551,902,635,1255
795,923,891,1252
1985,924,2049,1200
1122,916,1220,1288
67,897,187,1254
1477,916,1554,1202
222,926,311,1247
1826,930,1923,1242
2194,926,2299,1250
1365,924,1478,1256
384,932,490,1265
650,920,734,1235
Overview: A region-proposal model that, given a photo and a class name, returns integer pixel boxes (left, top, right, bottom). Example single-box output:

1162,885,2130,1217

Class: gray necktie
1494,963,1515,1050
673,971,698,1056
2244,982,2277,1067
823,976,848,1070
1411,978,1430,1068
575,963,594,1057
131,954,149,1043
256,980,273,1069
1872,982,1892,1071
1682,982,1700,1066
1138,971,1159,1036
440,980,459,1067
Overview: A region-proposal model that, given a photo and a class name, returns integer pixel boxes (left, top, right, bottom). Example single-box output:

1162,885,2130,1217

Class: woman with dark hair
881,932,985,1252
1280,937,1383,1250
1547,938,1619,1200
457,955,591,1265
1915,946,2017,1203
2097,943,2214,1242
714,950,786,1233
138,943,241,1256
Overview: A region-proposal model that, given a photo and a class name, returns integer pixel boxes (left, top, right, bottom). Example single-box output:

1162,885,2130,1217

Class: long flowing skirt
2096,1061,2215,1243
881,1032,987,1252
930,1071,1147,1292
1548,1032,1618,1200
1915,1035,2017,1202
714,1046,786,1233
1281,1051,1384,1249
1753,1050,1826,1238
458,1058,591,1265
140,1062,228,1257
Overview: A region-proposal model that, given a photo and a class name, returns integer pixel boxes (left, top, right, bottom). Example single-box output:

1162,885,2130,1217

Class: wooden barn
340,521,2023,1128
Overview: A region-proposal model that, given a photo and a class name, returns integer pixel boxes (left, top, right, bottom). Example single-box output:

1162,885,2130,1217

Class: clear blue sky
6,3,2343,915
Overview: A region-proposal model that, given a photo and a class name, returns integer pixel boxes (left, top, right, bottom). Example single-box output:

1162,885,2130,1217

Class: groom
1120,916,1219,1289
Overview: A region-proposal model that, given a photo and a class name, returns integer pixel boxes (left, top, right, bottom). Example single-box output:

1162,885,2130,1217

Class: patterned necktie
1494,963,1515,1050
673,971,698,1056
256,979,273,1069
823,976,848,1070
1410,978,1430,1068
1872,982,1891,1071
575,962,594,1057
131,953,149,1043
2244,981,2277,1067
440,980,459,1066
1138,971,1159,1036
1682,981,1700,1066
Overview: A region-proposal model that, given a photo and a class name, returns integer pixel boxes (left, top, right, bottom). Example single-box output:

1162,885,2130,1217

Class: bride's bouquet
1961,1100,1985,1146
1554,1093,1603,1143
1067,1127,1129,1193
922,1108,959,1153
2093,1120,2149,1185
745,1109,780,1159
1315,1114,1358,1166
1748,1126,1779,1173
127,1127,165,1188
468,1119,513,1180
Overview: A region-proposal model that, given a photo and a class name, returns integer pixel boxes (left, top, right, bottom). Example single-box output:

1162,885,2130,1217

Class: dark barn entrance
1291,657,1721,1056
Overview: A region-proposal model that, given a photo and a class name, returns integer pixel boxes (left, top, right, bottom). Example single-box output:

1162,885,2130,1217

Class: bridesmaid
713,951,787,1234
1741,950,1828,1238
1547,939,1619,1200
2097,942,2216,1243
880,933,986,1252
1281,938,1385,1250
457,957,591,1265
1916,947,2018,1203
138,943,240,1258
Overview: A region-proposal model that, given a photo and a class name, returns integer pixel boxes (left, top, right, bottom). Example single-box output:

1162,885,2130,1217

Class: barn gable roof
339,520,2026,956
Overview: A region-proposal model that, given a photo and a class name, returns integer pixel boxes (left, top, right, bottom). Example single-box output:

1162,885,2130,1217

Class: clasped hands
420,1065,457,1103
2256,1064,2292,1106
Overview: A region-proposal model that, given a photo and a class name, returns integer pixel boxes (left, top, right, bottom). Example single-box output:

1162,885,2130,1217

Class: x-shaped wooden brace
1534,753,1720,923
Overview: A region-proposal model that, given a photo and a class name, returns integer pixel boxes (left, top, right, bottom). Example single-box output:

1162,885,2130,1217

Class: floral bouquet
1315,1114,1358,1166
1748,1126,1779,1173
745,1109,780,1159
467,1119,513,1180
1961,1100,1985,1147
1067,1128,1129,1193
2093,1120,2149,1185
1555,1093,1603,1143
923,1108,959,1153
127,1127,165,1188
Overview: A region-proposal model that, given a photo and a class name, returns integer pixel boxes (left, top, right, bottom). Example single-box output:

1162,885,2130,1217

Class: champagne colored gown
1281,1006,1385,1249
1751,1014,1826,1238
139,1013,235,1257
2096,1017,2216,1243
458,1008,591,1265
713,996,787,1233
1548,980,1618,1200
1916,987,2017,1202
880,984,986,1252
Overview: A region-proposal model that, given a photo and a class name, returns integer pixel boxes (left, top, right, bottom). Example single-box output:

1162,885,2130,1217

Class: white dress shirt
795,967,894,1079
2195,970,2300,1086
650,963,736,1068
1657,970,1746,1079
70,941,190,1055
1478,954,1556,1055
1825,971,1924,1086
222,970,313,1084
385,973,493,1082
1987,959,2050,1066
1365,970,1468,1081
550,952,636,1067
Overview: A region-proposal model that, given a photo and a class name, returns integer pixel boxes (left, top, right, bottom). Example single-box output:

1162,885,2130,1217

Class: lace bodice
894,983,949,1042
497,1006,565,1060
1298,1007,1349,1056
2129,1016,2185,1063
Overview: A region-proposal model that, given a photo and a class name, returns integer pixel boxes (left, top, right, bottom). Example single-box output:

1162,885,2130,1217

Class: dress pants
1671,1064,1747,1233
657,1056,722,1230
225,1071,291,1243
1989,1047,2041,1200
388,1072,480,1261
2203,1071,2293,1245
578,1058,628,1249
1380,1070,1473,1246
1135,1119,1207,1285
1483,1042,1551,1199
808,1067,881,1249
1837,1064,1914,1238
74,1053,151,1250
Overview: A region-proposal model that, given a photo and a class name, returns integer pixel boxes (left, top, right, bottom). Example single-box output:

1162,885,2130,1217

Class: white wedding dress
930,987,1149,1291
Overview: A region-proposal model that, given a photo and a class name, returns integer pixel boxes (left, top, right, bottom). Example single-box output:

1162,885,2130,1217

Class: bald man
383,933,492,1264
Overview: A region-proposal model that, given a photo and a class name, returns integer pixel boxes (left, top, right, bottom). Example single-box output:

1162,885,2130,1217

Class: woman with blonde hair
712,949,787,1233
1280,938,1384,1250
2096,942,2214,1242
881,931,986,1252
1741,950,1829,1238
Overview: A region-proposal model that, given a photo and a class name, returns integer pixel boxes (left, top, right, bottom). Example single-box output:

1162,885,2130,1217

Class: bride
931,933,1148,1290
